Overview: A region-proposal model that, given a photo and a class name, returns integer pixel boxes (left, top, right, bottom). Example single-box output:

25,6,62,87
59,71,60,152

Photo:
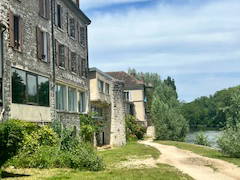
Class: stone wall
110,80,126,147
0,0,90,127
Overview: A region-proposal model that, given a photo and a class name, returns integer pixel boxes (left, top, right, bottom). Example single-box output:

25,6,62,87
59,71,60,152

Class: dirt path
139,139,240,180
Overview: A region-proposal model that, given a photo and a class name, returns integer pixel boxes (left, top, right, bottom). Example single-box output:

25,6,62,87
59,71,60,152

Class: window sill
56,110,87,115
58,66,65,70
39,15,50,21
57,26,64,32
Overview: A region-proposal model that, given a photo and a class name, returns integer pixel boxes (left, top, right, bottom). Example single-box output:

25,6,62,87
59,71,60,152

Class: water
185,130,222,149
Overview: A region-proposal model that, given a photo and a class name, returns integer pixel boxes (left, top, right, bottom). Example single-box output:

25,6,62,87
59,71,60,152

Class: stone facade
89,68,126,147
110,80,126,146
0,0,91,129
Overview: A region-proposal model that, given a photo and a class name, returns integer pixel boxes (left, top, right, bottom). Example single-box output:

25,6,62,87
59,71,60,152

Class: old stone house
89,68,126,147
107,72,148,127
0,0,91,131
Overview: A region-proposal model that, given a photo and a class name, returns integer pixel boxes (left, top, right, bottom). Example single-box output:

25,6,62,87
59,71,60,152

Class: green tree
151,84,189,141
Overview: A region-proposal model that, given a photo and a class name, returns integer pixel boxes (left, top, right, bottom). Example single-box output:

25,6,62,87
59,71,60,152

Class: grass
2,141,193,180
156,141,240,167
97,141,160,168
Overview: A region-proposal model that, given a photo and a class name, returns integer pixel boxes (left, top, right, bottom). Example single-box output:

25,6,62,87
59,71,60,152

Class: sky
81,0,240,102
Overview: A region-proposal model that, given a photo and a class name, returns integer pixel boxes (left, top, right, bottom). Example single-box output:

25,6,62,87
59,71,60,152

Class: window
105,83,110,95
92,107,103,117
27,74,38,104
12,68,49,106
124,91,131,101
59,44,65,68
36,27,50,62
56,4,62,28
69,18,75,38
80,26,86,46
78,92,86,113
12,68,26,104
98,80,104,93
56,84,66,110
71,52,77,73
80,58,87,77
39,0,50,19
68,87,77,112
9,12,23,51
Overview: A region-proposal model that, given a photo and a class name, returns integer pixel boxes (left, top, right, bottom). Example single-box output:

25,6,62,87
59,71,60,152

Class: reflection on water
185,130,222,149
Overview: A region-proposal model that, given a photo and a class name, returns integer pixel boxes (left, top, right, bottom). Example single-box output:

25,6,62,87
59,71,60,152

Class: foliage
7,143,105,171
217,91,240,158
125,115,146,141
2,119,105,171
22,126,59,154
80,114,103,143
217,124,240,158
151,84,189,141
194,132,210,146
0,120,38,167
181,86,240,130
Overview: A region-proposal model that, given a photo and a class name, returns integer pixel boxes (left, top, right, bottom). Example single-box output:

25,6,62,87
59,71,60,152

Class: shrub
217,124,240,158
125,115,146,141
0,120,38,167
21,126,59,154
194,132,210,146
7,143,105,171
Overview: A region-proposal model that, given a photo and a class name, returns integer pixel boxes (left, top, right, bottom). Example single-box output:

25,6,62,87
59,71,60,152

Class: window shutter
54,2,57,25
46,0,50,20
39,0,44,17
47,32,50,62
8,10,14,48
78,57,82,76
69,51,72,71
55,40,59,66
65,47,69,70
36,27,43,59
19,17,24,51
66,12,69,35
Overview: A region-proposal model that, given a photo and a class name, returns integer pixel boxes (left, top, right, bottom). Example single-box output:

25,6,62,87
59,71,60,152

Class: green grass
98,141,160,168
156,141,240,167
43,164,192,180
3,141,193,180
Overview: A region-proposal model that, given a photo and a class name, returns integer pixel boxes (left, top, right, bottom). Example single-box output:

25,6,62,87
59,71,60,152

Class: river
185,130,222,148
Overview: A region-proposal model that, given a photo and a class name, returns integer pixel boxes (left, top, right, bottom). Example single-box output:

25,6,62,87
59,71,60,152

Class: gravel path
139,139,240,180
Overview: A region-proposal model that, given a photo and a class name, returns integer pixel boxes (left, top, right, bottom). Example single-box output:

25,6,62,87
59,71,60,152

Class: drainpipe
0,24,6,122
51,0,56,121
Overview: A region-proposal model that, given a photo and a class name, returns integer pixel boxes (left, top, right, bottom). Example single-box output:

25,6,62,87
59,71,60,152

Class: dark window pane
12,68,26,104
38,76,49,106
27,74,38,104
13,16,20,47
59,45,65,67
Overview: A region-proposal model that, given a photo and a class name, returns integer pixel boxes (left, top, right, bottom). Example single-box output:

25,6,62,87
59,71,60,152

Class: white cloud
86,0,240,101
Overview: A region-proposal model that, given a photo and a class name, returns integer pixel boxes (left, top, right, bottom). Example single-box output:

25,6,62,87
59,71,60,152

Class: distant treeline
181,86,240,130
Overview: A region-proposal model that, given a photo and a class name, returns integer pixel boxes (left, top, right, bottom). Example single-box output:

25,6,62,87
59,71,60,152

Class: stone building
107,72,148,127
0,0,91,131
89,68,126,147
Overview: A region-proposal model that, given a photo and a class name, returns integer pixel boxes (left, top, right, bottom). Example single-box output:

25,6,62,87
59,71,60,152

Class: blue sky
81,0,240,102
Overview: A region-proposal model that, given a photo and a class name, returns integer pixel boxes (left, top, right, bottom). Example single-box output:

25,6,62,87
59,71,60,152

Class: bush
194,132,210,146
7,143,105,171
217,124,240,158
125,115,146,141
22,126,59,154
0,120,38,167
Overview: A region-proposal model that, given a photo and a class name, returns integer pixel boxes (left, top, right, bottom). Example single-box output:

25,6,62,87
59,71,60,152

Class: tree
151,84,189,141
163,76,177,98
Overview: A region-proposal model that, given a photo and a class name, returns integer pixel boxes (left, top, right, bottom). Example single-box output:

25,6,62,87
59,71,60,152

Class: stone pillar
110,80,126,147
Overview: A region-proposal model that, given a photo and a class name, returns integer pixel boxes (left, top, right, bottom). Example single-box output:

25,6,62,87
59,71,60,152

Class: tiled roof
106,71,145,90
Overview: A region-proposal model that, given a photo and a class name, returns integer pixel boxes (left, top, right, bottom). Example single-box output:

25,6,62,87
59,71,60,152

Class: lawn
157,141,240,167
2,142,192,180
